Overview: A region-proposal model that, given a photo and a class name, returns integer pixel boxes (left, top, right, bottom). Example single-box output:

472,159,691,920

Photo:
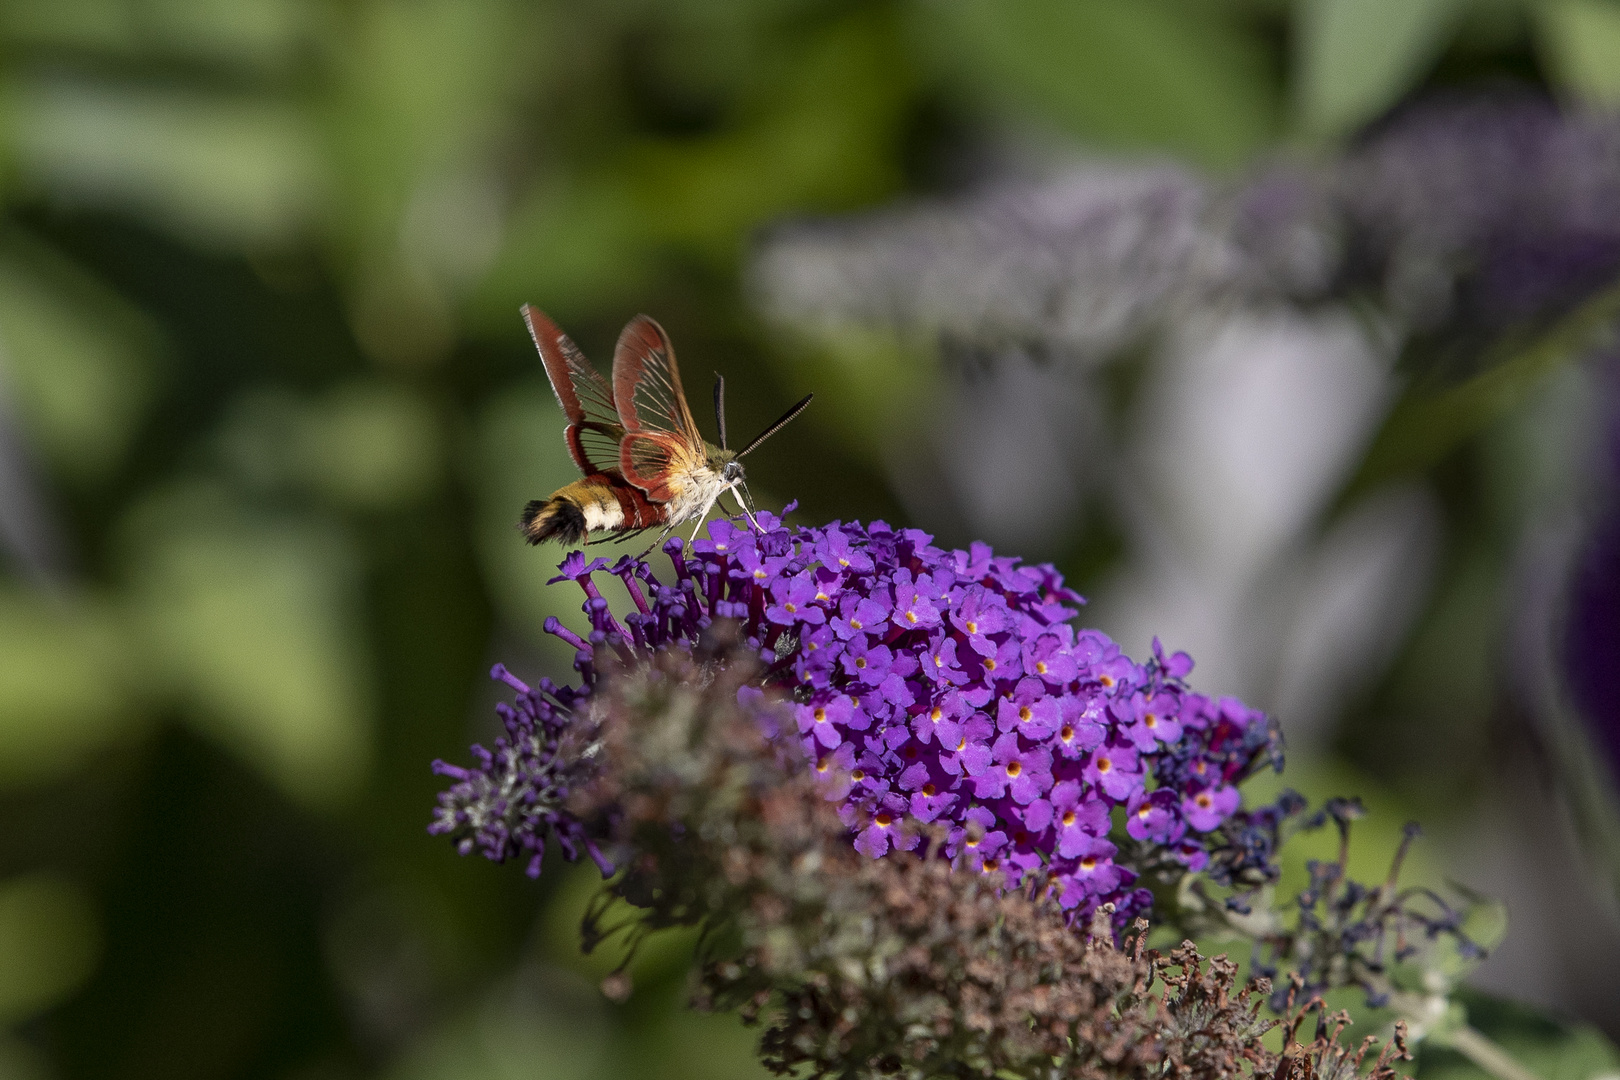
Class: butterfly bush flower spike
432,507,1285,927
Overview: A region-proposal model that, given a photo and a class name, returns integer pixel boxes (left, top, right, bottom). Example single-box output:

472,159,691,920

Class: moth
519,305,812,548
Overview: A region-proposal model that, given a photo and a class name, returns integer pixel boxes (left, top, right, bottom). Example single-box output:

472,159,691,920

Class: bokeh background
4,1,1620,1077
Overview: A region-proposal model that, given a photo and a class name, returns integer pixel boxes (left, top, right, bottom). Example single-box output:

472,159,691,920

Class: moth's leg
732,483,761,531
688,492,724,545
636,522,677,559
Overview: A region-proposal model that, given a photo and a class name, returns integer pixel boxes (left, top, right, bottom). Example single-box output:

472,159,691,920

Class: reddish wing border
612,316,702,441
522,305,623,476
611,315,705,501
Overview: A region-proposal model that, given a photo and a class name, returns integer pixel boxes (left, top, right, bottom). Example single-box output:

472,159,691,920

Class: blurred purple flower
753,91,1620,368
1565,362,1620,778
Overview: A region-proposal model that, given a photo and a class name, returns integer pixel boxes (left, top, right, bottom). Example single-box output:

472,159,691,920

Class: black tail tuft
520,497,587,546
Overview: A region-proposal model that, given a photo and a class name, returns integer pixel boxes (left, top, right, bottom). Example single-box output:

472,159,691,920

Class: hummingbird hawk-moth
518,305,812,548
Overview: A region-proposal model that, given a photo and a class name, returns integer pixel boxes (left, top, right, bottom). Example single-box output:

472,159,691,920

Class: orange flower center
1061,810,1076,826
1005,761,1022,778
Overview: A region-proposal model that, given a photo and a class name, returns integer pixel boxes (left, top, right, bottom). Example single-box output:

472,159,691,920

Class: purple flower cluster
429,666,614,879
432,509,1281,925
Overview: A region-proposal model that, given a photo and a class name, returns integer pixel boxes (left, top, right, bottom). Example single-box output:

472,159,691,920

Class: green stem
1337,275,1620,507
1447,1024,1546,1080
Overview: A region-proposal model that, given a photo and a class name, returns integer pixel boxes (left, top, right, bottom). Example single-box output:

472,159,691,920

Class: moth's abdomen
520,473,664,545
520,493,589,546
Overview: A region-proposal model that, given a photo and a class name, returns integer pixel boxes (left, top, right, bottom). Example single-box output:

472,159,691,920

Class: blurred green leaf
326,0,534,262
0,0,316,73
1536,0,1620,108
0,872,99,1025
119,481,373,808
1419,991,1620,1080
0,0,142,52
629,9,913,257
215,380,442,507
918,0,1281,169
8,79,325,249
476,8,912,321
299,379,443,509
475,173,650,326
0,590,142,789
0,1036,49,1080
0,236,160,484
1293,0,1463,137
766,328,938,468
1342,279,1620,504
386,974,611,1080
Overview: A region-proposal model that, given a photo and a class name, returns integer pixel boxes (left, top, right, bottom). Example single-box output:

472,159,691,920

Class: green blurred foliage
918,0,1283,168
0,0,1613,1077
0,590,141,789
0,873,99,1026
1294,0,1465,137
1536,0,1620,106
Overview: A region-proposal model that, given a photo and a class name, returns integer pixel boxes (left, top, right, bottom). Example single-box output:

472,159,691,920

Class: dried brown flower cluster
570,630,1409,1080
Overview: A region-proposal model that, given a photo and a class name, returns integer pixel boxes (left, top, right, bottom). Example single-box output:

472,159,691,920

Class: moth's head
708,444,743,482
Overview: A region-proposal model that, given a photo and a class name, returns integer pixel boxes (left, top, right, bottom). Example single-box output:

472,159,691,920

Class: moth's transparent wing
523,305,623,475
611,315,707,501
611,315,703,445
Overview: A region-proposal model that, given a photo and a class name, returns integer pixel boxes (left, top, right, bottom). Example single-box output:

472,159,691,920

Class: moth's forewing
612,316,703,444
522,305,622,475
611,315,711,504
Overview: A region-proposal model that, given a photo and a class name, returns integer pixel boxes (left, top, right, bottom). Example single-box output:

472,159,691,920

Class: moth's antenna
738,393,813,458
713,373,728,451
